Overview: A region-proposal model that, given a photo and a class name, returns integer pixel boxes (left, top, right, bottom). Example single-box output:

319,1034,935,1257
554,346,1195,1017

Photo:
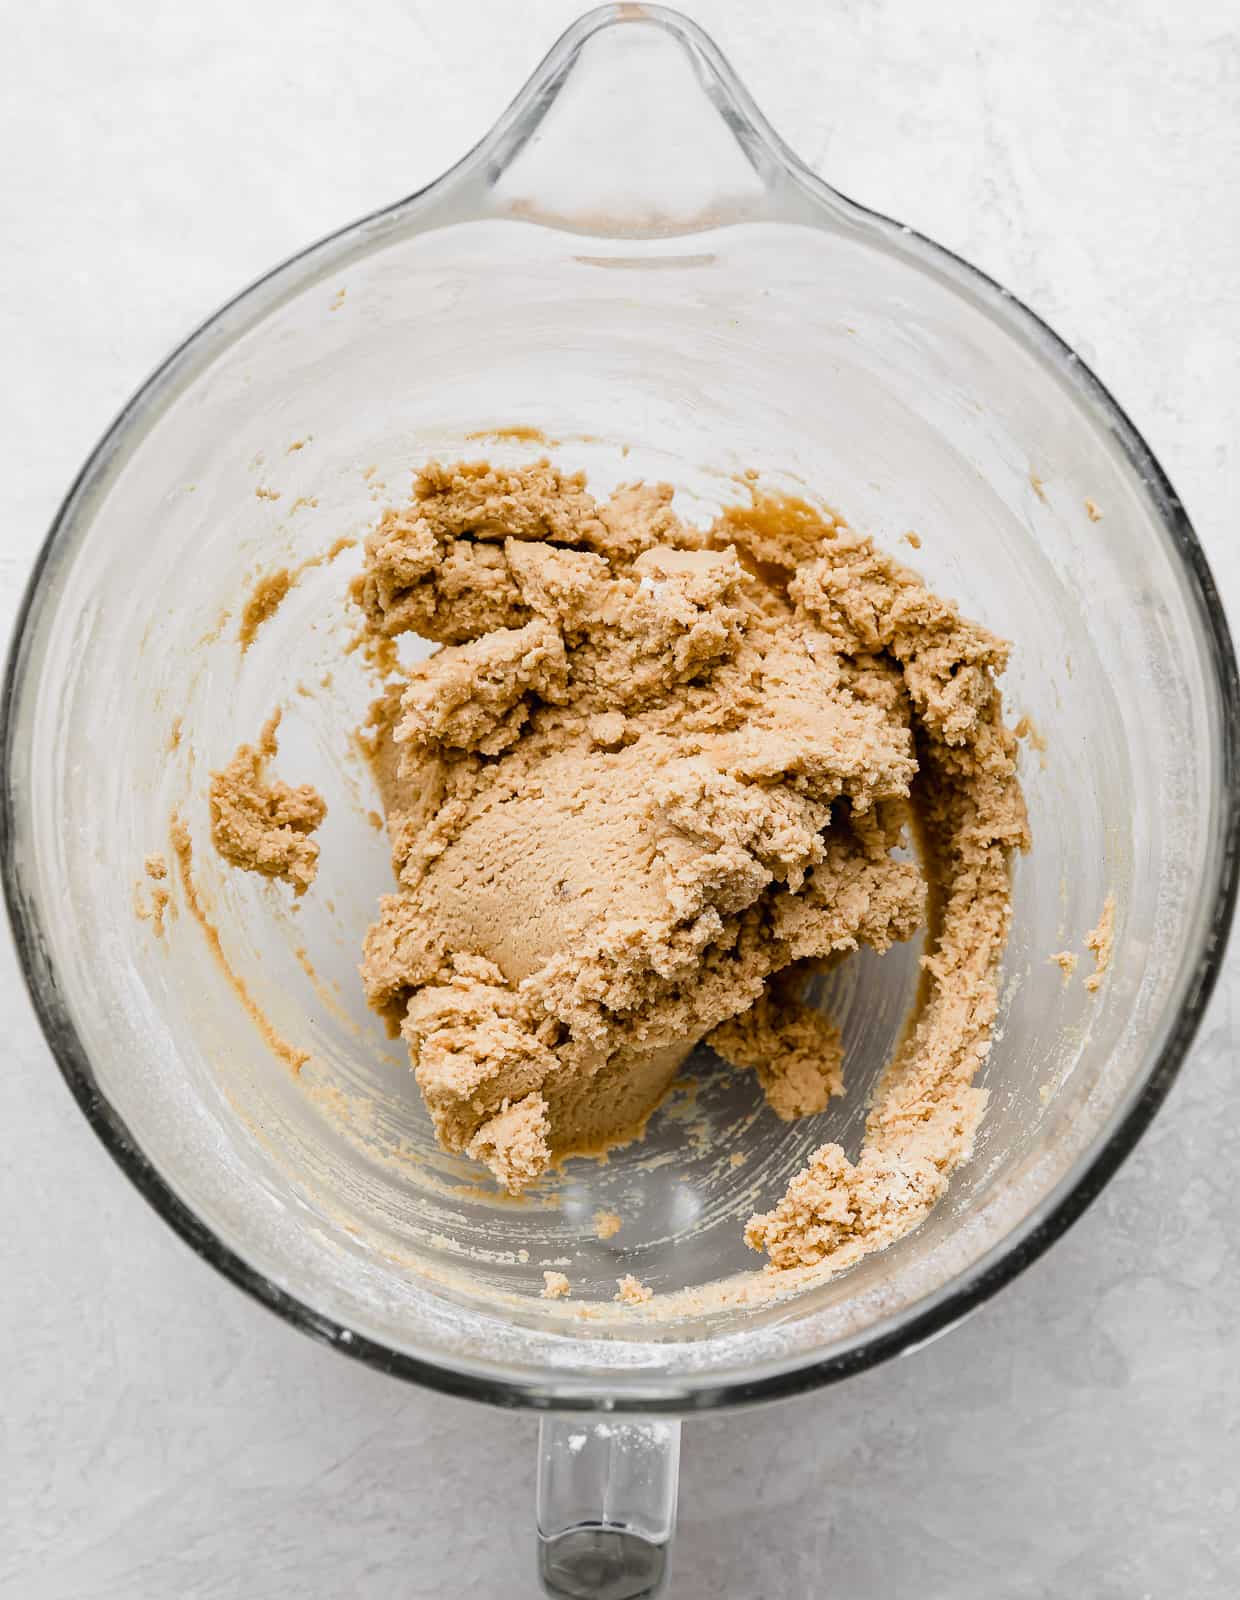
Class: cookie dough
709,966,844,1121
209,711,327,894
615,1274,653,1305
356,460,1028,1277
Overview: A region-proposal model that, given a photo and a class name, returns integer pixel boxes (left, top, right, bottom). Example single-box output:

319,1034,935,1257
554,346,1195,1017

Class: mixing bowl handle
536,1416,681,1599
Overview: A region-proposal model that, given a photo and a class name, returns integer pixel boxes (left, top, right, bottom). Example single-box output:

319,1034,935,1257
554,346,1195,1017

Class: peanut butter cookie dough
209,711,327,894
353,459,1028,1280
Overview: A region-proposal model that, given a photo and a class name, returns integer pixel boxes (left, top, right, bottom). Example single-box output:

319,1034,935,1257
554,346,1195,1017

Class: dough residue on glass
170,812,311,1074
134,850,173,936
1084,894,1116,993
237,536,357,651
592,1209,623,1241
350,458,1029,1281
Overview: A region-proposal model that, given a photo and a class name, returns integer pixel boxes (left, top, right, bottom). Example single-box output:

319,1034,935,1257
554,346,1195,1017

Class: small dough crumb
134,851,173,936
593,1209,622,1241
1049,950,1078,983
255,486,280,502
1030,471,1047,503
1084,894,1115,993
209,712,327,894
541,1270,571,1299
729,1151,747,1169
902,530,922,549
1084,498,1103,522
615,1274,653,1305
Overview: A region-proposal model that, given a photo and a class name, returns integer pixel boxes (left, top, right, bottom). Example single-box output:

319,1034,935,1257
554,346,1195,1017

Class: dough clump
209,711,327,894
356,460,1028,1278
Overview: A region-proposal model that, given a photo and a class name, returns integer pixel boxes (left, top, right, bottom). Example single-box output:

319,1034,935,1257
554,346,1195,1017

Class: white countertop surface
4,3,1238,1595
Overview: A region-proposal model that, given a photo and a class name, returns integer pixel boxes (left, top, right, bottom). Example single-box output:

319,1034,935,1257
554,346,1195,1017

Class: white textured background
3,3,1238,1596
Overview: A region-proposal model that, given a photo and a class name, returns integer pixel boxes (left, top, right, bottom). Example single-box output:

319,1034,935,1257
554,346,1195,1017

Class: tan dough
708,966,844,1120
356,460,1028,1280
209,711,327,895
615,1274,653,1306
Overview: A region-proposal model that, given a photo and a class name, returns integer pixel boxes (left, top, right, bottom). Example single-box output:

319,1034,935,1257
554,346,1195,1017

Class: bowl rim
4,4,1239,1413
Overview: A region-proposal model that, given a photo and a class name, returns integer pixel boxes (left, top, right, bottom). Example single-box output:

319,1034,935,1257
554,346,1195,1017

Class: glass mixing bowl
5,7,1238,1595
